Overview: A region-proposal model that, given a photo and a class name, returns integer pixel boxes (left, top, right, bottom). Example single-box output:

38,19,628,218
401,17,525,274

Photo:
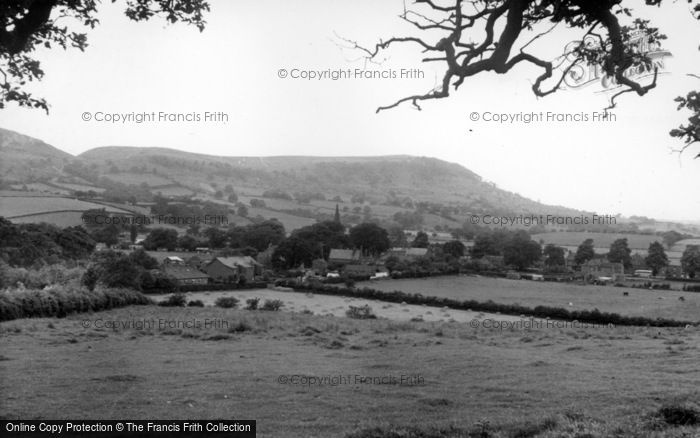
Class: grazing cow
679,296,686,302
623,292,629,296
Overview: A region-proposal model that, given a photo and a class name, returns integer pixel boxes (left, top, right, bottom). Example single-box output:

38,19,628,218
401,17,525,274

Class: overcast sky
1,0,699,221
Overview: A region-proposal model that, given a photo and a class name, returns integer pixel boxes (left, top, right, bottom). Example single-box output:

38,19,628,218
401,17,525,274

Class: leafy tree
90,223,121,246
228,193,238,203
237,204,249,217
681,245,700,278
349,223,390,256
291,221,348,259
341,0,700,158
607,238,632,270
543,244,566,267
82,251,143,291
54,226,95,259
143,228,178,251
443,240,466,258
202,227,227,249
177,234,199,251
228,220,286,252
271,236,317,269
503,231,541,270
574,239,596,266
128,248,159,270
644,241,668,276
387,225,408,247
411,231,430,248
0,0,209,111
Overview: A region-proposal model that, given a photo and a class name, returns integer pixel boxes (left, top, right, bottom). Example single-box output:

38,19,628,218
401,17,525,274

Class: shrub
214,296,239,308
158,293,187,307
261,299,283,311
0,286,152,321
346,304,377,319
683,284,700,292
228,321,252,333
245,297,260,310
187,300,205,307
657,403,699,426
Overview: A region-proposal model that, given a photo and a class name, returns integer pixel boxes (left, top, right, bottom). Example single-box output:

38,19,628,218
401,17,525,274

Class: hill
0,127,72,181
76,146,581,218
1,127,697,236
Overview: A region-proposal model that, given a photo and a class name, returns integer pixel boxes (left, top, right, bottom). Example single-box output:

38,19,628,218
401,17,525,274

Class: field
1,305,698,437
359,276,700,322
532,232,663,250
1,196,132,218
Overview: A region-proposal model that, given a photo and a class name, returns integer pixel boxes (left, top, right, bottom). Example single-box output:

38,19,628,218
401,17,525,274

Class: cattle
623,292,629,296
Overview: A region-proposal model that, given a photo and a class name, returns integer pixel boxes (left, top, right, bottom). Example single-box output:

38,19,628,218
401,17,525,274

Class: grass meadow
360,276,700,322
1,304,699,437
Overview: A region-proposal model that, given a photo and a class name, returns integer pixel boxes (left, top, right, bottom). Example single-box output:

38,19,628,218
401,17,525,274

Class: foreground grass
0,306,699,437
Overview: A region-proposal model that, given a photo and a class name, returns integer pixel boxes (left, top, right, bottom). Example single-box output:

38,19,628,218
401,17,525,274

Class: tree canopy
0,0,209,111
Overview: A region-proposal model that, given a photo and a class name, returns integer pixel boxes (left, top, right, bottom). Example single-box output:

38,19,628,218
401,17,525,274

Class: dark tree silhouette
0,0,209,111
343,0,699,157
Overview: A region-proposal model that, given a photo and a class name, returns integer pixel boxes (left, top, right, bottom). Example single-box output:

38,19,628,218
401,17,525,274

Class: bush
656,403,699,426
228,321,252,333
683,284,700,292
187,299,205,307
346,304,377,319
260,299,283,311
158,293,187,307
214,296,240,308
245,297,260,310
0,286,152,321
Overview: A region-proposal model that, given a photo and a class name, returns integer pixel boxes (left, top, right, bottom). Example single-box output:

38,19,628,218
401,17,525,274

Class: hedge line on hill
0,287,153,322
276,280,695,328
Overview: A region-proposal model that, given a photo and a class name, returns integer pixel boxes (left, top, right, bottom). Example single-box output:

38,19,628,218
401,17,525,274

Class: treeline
0,217,95,267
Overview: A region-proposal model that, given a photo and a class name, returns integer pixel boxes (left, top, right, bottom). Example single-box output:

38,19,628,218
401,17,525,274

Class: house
161,264,210,286
163,256,185,265
328,249,361,265
385,247,429,262
581,259,625,283
203,256,262,283
343,264,380,277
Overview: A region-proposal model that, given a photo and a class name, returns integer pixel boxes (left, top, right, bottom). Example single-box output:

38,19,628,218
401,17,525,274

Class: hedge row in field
276,280,695,328
0,286,153,321
143,281,269,294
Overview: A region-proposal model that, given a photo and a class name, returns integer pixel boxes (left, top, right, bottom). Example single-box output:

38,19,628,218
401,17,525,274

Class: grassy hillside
0,128,72,181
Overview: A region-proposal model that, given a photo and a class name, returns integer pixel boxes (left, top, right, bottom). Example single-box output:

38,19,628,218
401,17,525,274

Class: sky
1,0,699,221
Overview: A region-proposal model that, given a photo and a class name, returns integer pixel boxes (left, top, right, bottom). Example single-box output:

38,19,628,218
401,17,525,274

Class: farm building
343,264,385,277
161,264,210,286
203,256,262,283
328,249,361,265
385,247,429,261
581,259,625,283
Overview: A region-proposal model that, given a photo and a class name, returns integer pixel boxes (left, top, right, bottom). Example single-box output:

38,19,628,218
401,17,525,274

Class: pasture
1,196,132,218
532,232,663,250
359,276,700,322
1,305,698,437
